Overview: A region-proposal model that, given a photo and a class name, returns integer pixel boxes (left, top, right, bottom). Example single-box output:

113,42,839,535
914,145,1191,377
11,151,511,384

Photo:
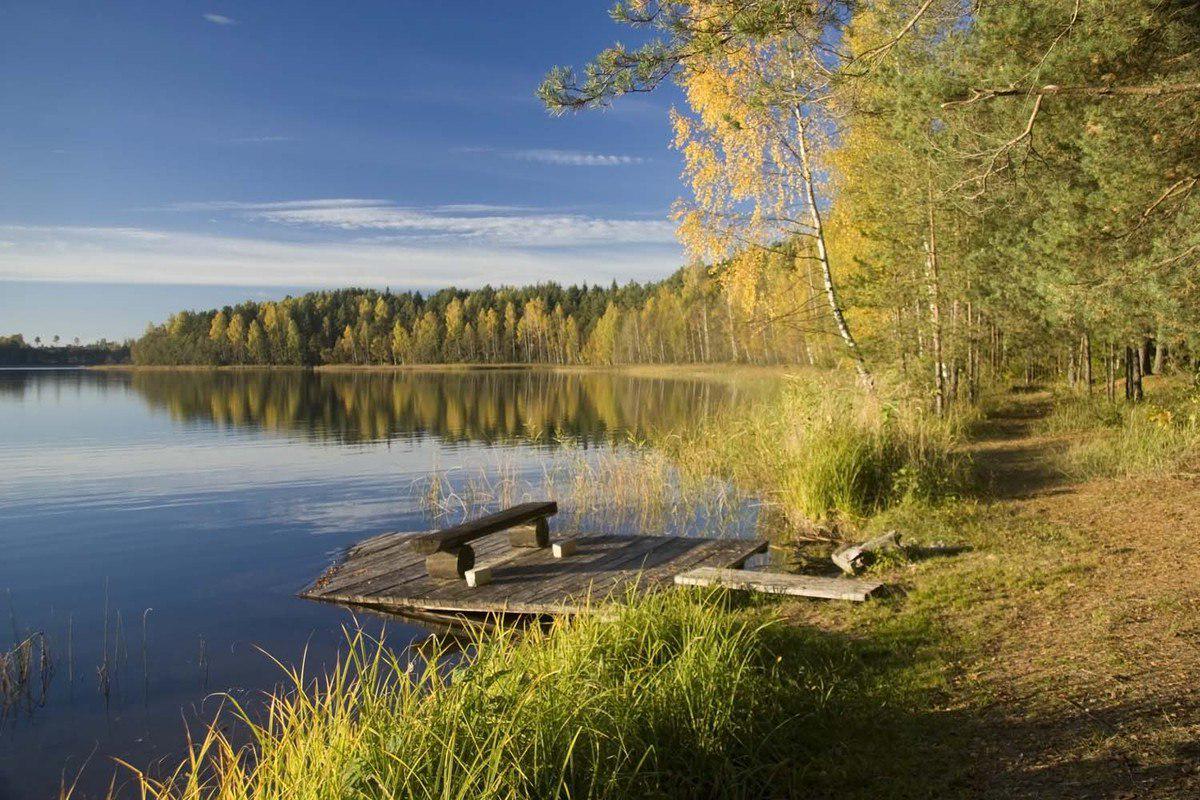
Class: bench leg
426,545,475,580
507,518,549,549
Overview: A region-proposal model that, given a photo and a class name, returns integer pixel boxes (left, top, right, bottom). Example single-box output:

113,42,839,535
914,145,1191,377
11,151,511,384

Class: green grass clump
122,593,855,800
658,375,969,527
1043,381,1200,479
1038,394,1127,434
1060,402,1200,478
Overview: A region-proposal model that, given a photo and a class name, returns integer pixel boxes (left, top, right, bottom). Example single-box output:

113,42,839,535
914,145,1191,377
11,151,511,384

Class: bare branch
953,95,1044,198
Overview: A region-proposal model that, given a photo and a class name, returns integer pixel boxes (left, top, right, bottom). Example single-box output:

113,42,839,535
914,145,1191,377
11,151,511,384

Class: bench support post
507,519,550,549
425,546,475,580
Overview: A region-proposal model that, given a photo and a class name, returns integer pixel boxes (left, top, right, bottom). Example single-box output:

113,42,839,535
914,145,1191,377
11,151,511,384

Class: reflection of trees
126,370,741,445
0,369,133,400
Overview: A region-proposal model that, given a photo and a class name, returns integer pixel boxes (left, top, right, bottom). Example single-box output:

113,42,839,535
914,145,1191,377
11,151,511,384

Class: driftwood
832,530,902,575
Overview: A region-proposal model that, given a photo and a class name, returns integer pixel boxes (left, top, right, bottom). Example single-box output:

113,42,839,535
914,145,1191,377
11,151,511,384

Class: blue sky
0,2,686,341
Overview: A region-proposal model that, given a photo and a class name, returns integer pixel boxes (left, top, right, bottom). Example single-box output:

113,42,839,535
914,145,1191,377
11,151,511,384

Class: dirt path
962,393,1200,799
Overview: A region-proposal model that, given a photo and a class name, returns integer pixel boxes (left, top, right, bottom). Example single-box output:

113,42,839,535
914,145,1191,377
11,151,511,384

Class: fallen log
832,530,902,575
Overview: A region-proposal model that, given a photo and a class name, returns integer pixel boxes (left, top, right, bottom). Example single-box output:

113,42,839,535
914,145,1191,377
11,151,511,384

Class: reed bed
653,375,971,532
0,631,52,718
118,592,830,800
415,441,755,540
414,372,968,540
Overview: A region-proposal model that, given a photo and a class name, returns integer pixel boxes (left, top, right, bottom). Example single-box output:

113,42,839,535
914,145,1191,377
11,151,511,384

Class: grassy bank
411,369,970,539
117,591,958,800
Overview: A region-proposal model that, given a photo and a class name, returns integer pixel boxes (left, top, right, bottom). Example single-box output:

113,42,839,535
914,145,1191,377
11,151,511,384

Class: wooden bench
412,501,558,580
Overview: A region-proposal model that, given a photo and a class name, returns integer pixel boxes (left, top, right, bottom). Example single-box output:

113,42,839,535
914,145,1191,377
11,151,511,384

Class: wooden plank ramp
674,567,884,602
302,531,768,616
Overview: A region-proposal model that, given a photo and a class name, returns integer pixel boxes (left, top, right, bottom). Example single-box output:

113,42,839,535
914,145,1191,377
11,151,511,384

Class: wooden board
674,567,884,602
302,532,767,616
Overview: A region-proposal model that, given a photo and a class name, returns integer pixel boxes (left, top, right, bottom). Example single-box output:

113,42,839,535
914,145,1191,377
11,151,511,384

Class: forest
130,269,815,368
132,0,1199,417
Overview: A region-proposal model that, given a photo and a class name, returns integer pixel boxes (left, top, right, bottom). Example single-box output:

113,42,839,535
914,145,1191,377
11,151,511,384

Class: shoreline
86,362,808,381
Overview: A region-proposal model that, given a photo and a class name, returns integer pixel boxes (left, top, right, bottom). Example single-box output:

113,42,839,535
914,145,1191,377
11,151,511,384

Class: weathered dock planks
674,566,884,602
302,531,768,616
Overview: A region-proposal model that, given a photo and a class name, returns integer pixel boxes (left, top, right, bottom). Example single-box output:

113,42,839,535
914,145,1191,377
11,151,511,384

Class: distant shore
88,362,805,381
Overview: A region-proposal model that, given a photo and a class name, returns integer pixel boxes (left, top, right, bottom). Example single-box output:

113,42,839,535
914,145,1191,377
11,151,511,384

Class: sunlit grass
113,592,885,800
653,374,971,532
415,441,754,540
415,372,970,540
1040,379,1200,479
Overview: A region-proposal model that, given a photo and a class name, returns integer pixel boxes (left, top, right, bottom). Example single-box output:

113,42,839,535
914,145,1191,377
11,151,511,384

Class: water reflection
1,368,743,446
131,369,736,445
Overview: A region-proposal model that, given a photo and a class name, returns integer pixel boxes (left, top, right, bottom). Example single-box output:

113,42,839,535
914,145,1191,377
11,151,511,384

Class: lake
0,367,764,799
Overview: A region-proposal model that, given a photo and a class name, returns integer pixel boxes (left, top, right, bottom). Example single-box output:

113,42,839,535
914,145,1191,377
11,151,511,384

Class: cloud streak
511,149,646,167
170,199,675,246
202,13,236,25
0,224,681,287
458,147,648,167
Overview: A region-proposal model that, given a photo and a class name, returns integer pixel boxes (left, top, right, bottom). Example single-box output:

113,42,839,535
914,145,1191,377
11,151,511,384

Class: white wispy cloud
0,224,681,287
511,149,646,167
229,135,291,144
202,13,236,25
168,199,675,246
458,146,647,167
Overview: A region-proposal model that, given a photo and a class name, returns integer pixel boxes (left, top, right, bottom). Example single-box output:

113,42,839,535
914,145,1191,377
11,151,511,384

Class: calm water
0,368,758,799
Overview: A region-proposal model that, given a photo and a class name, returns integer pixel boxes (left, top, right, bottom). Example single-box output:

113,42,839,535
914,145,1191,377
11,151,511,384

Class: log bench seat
412,501,558,580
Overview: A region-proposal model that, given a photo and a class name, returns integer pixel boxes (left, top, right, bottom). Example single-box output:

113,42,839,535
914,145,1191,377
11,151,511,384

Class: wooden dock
302,528,767,617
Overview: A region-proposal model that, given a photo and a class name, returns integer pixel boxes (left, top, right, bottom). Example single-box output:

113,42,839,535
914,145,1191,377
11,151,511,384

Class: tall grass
119,593,833,800
412,372,967,538
415,442,754,540
656,375,970,530
1043,382,1200,479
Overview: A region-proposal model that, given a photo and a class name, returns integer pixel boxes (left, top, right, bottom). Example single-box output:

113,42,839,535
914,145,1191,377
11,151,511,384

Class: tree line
0,334,131,366
131,266,839,367
136,0,1200,411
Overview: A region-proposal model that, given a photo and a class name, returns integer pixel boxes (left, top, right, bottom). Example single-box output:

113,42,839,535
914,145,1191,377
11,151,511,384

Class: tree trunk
965,302,977,404
725,295,739,363
1082,331,1093,393
795,115,874,392
1133,344,1145,401
1106,341,1116,402
925,175,945,415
